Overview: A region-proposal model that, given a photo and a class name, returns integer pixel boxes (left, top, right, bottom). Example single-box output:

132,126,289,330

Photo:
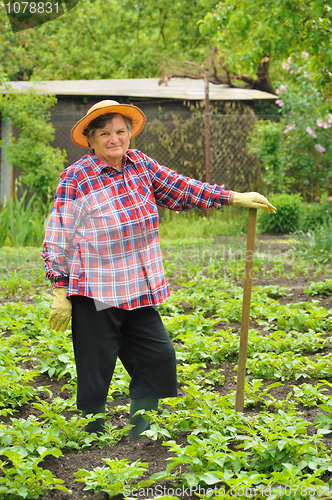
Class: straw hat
70,100,146,148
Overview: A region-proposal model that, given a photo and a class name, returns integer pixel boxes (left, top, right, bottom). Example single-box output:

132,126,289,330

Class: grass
290,219,332,264
158,207,248,246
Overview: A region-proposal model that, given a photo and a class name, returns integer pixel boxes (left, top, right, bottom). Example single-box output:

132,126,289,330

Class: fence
52,113,266,193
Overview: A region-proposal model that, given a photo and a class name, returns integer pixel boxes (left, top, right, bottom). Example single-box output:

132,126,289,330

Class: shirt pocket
136,185,157,213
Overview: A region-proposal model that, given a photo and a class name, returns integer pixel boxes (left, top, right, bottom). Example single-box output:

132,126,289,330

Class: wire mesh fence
136,114,265,192
52,113,265,192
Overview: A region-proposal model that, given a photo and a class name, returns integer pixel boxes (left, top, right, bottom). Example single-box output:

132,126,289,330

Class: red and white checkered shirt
42,149,233,310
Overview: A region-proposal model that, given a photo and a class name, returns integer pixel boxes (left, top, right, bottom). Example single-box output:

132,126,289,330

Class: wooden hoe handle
235,208,257,413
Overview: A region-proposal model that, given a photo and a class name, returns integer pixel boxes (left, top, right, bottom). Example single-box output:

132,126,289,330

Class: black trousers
71,295,177,410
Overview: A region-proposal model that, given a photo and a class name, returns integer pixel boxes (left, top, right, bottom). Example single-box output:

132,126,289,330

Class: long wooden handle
235,208,257,412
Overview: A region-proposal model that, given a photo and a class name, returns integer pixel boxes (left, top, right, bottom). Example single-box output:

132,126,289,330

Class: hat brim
70,104,146,148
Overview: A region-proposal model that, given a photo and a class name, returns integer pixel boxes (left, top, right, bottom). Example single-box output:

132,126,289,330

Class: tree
247,55,332,201
200,0,332,94
0,88,66,205
0,0,219,81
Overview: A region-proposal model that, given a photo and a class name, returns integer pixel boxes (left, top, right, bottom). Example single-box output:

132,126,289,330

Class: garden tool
129,397,158,442
235,208,257,412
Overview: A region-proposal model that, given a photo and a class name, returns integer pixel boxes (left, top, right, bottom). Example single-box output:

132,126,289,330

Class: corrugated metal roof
2,78,276,100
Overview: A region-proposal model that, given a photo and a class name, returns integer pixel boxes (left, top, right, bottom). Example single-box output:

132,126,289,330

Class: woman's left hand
232,192,277,214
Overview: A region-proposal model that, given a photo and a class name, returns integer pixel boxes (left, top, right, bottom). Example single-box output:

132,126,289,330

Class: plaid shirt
42,149,233,310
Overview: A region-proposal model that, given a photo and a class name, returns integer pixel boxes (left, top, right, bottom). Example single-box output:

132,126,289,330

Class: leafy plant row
1,271,332,497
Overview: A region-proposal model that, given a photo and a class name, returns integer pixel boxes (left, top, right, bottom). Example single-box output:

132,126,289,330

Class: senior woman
43,100,276,441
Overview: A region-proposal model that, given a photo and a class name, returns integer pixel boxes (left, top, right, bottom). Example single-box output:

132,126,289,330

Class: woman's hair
83,113,134,145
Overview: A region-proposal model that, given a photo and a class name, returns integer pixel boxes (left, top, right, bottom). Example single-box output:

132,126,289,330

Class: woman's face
90,114,131,170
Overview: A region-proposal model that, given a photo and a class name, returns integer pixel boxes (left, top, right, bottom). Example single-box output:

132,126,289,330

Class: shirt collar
87,150,136,174
124,149,140,167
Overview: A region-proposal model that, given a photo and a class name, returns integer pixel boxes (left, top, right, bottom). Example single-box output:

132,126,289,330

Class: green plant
258,193,302,234
140,406,195,440
292,383,330,407
32,396,131,448
163,432,246,486
0,87,66,205
306,353,332,379
243,379,295,410
0,365,44,408
304,279,332,296
252,285,289,298
246,51,332,200
247,120,285,192
244,410,330,475
300,199,332,232
0,246,43,271
0,415,62,453
74,458,150,496
0,455,70,499
0,416,70,498
0,269,47,298
177,363,225,388
109,360,131,396
142,384,243,439
291,219,332,264
245,352,308,381
31,331,76,379
2,244,332,496
159,208,247,247
0,207,8,246
0,180,53,247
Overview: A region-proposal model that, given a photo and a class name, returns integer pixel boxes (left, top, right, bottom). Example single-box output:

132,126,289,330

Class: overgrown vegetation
0,88,66,206
248,55,332,201
0,0,218,81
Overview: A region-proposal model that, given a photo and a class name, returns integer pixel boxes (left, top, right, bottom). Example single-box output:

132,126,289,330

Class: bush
300,199,332,232
246,55,332,201
258,193,302,234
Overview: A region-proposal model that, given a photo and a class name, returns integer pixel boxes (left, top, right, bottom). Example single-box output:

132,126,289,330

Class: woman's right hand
48,287,72,332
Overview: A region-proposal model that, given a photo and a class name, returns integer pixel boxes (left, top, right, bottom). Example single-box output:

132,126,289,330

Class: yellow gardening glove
232,192,277,214
48,287,72,332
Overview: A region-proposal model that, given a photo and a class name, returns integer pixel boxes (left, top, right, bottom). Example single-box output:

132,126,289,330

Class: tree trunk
256,58,275,94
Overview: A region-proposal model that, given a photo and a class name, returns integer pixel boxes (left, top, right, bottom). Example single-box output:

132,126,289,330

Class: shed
0,78,276,201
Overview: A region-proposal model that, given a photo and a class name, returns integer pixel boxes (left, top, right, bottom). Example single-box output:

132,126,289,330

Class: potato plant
0,240,332,498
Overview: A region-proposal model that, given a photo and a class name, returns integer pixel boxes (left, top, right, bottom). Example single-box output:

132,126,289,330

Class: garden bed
1,235,332,499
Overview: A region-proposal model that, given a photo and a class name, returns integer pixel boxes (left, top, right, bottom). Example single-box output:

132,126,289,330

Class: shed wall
50,96,264,192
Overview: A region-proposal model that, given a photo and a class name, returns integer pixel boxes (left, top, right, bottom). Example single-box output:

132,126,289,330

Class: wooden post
235,208,257,412
204,72,211,185
0,118,14,204
204,72,212,218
